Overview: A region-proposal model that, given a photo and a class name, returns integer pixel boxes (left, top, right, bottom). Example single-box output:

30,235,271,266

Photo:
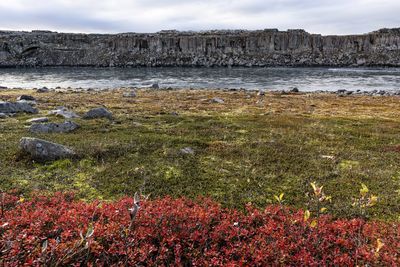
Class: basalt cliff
0,28,399,67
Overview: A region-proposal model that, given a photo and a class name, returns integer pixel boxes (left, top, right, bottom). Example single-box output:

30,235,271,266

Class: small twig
123,192,141,266
128,192,140,230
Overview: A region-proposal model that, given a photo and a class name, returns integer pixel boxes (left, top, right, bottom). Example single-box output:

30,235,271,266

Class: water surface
0,67,399,91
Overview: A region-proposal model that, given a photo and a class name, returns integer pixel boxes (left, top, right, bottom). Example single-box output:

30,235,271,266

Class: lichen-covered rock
26,117,49,123
29,121,79,133
83,107,113,120
48,107,79,119
0,28,399,67
210,97,224,104
19,137,75,161
0,101,38,114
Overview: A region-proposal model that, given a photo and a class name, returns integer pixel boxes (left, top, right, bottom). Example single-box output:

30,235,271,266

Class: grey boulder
37,87,49,93
17,95,36,101
0,113,7,119
29,121,80,133
83,107,112,120
0,101,38,114
19,137,75,161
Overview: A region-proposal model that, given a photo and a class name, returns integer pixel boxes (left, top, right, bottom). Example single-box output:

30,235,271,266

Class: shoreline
1,86,400,97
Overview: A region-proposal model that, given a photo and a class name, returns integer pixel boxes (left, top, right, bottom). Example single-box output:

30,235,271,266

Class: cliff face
0,28,400,67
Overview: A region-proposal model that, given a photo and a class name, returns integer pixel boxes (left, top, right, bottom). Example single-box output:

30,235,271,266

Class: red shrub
0,192,399,266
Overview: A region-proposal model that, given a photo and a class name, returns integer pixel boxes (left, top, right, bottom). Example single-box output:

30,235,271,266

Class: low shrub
0,192,398,266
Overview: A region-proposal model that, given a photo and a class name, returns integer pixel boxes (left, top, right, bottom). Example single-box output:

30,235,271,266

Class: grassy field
1,88,400,220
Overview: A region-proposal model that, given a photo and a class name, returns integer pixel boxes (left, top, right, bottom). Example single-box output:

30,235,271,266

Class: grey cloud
0,0,399,34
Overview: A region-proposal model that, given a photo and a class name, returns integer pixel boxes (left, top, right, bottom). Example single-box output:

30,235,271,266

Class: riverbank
1,88,400,220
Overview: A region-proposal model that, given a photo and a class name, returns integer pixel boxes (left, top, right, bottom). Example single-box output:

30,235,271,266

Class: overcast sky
0,0,399,35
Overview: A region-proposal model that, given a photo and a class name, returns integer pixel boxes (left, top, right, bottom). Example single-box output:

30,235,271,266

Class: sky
0,0,399,35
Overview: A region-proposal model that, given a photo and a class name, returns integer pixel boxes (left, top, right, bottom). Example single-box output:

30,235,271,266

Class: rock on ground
19,137,75,161
0,113,7,119
49,107,80,119
17,95,36,101
26,117,49,123
29,121,80,134
180,147,195,155
257,90,266,96
83,107,113,120
210,97,224,104
0,101,38,114
37,87,49,93
123,91,137,98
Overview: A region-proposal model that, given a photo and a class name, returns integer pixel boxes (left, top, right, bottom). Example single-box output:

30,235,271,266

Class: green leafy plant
304,182,331,228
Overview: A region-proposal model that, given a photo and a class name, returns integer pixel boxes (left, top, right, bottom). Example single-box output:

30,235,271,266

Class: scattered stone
0,113,7,119
378,90,386,96
29,121,80,134
49,107,80,119
0,101,38,114
180,147,195,155
83,107,113,120
171,111,179,116
151,83,159,89
0,86,8,89
210,97,224,104
257,89,265,96
123,90,137,98
26,117,49,123
19,137,75,161
291,87,299,93
132,122,143,127
17,95,36,101
37,87,49,93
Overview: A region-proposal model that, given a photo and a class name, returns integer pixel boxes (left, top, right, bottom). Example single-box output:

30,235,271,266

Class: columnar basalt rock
0,28,399,67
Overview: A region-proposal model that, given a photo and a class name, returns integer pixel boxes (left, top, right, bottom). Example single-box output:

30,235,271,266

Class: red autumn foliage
0,192,399,266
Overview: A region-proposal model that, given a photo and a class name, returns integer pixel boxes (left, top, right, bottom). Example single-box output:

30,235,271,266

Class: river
0,67,399,91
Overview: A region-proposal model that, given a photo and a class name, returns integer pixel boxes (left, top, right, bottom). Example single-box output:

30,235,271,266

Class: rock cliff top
0,28,399,67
